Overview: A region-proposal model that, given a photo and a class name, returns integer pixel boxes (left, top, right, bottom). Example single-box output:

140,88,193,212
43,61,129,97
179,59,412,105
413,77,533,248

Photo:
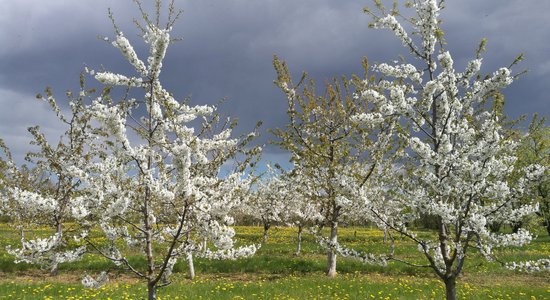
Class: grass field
0,224,548,299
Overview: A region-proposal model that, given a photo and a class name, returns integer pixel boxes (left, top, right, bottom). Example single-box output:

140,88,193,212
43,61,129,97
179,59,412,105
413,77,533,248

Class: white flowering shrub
352,1,546,299
81,271,109,289
281,167,324,256
245,165,291,243
506,257,550,273
244,164,324,255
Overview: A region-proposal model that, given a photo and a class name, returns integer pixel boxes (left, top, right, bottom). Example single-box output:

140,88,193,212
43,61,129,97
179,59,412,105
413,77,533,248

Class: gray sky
1,0,549,165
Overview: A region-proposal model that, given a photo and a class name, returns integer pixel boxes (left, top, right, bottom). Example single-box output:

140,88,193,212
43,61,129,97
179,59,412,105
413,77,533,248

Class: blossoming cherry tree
349,1,545,299
73,2,260,299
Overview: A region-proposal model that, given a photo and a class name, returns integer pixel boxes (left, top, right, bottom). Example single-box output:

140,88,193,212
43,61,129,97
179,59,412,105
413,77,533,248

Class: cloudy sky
1,0,549,165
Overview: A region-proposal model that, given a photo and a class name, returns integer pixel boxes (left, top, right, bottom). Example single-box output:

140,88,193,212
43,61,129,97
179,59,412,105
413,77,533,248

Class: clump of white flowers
82,272,109,289
244,165,294,243
94,72,144,87
316,235,388,266
200,244,261,260
506,258,550,273
6,233,86,272
112,32,148,76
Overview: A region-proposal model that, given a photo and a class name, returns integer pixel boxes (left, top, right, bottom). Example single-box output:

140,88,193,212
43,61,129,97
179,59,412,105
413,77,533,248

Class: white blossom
82,272,109,289
112,33,148,76
506,258,550,273
95,72,143,87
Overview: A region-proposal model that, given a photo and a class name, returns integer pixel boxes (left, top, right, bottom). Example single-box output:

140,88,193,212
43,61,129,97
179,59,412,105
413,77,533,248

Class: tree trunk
545,219,550,236
147,282,157,300
444,277,457,300
383,226,387,245
488,221,502,233
50,263,59,276
187,252,195,280
202,238,208,254
263,223,270,243
512,222,522,234
56,222,63,236
294,224,303,256
326,222,338,278
50,221,63,276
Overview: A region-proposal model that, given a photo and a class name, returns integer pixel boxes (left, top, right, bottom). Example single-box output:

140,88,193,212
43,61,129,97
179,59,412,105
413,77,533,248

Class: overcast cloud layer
1,0,549,165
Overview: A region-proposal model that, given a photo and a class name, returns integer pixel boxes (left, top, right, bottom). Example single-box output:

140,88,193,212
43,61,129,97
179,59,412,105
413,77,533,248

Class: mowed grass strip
0,224,548,299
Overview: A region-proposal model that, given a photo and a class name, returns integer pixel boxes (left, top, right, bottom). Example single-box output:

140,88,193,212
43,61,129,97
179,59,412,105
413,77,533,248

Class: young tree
246,166,290,243
514,114,549,234
272,57,393,277
0,138,13,218
272,63,351,277
348,1,545,299
2,82,96,275
281,167,324,256
71,2,260,299
0,139,9,188
245,164,322,253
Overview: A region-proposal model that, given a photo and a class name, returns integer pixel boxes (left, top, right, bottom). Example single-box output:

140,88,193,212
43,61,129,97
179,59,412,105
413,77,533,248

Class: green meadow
0,224,548,299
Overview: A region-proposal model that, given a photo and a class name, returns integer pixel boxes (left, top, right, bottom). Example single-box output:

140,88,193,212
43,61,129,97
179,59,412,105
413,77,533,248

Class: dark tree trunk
263,223,270,243
50,264,59,276
488,221,502,233
512,222,522,234
148,282,156,300
444,277,457,300
294,224,303,256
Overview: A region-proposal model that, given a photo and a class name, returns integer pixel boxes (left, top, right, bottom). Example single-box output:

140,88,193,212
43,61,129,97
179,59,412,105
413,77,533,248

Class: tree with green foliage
515,114,550,234
272,56,394,277
0,138,12,218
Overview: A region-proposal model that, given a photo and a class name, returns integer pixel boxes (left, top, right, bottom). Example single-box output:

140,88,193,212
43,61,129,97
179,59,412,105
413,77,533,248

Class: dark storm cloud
1,0,548,165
